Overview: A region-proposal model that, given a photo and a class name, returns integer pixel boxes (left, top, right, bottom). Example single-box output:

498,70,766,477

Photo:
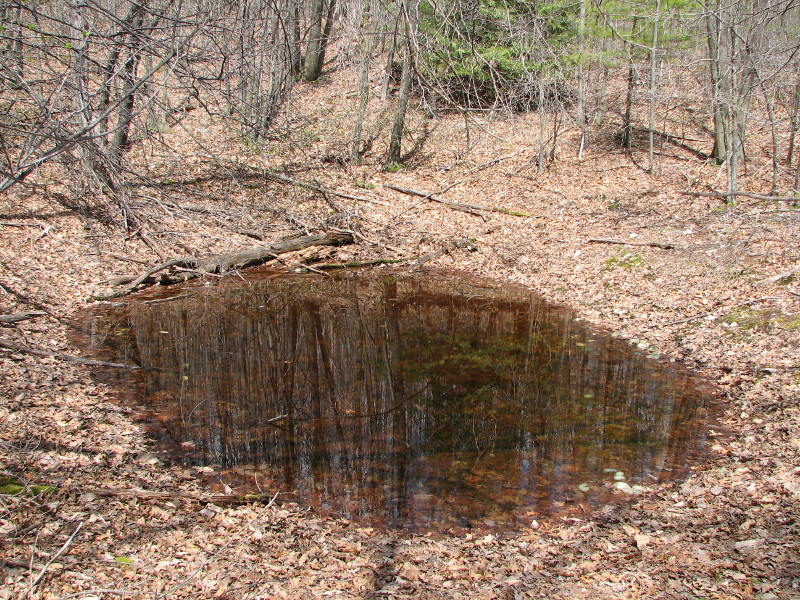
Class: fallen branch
313,257,413,269
256,169,388,206
311,238,476,271
0,338,142,370
588,238,675,250
90,231,354,300
663,297,784,327
30,521,84,591
681,190,800,203
383,184,530,217
85,487,272,504
0,311,47,324
757,265,800,286
463,149,526,175
0,221,47,228
628,125,709,160
415,237,476,267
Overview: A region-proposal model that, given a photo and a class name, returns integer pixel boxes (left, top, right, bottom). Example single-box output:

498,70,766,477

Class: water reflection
86,269,717,532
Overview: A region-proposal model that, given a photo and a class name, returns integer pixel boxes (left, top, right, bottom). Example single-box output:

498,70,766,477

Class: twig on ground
0,222,48,229
29,521,85,592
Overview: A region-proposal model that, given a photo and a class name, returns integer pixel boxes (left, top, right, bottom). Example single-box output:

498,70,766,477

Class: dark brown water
83,268,719,533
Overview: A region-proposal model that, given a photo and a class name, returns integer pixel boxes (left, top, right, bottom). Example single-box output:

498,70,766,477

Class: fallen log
91,231,354,301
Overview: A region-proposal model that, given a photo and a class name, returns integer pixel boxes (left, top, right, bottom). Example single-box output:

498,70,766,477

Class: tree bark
303,0,331,81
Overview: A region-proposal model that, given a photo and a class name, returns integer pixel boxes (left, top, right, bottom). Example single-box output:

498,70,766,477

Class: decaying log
383,184,530,217
91,231,355,301
587,238,675,250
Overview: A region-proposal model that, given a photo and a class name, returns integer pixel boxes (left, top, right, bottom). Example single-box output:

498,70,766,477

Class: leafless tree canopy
2,0,800,213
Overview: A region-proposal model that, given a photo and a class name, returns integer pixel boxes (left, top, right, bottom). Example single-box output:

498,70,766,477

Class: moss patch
604,252,645,270
723,307,800,332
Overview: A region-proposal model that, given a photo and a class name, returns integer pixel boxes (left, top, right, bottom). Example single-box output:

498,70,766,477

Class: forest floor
1,67,800,600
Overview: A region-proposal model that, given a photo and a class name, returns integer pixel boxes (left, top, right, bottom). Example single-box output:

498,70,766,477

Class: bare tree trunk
787,72,800,167
647,0,661,174
288,0,302,75
758,75,780,194
576,0,587,158
386,5,413,169
380,19,399,101
706,3,728,164
110,4,147,161
538,81,547,173
622,64,635,151
351,1,372,164
3,4,24,84
303,0,331,82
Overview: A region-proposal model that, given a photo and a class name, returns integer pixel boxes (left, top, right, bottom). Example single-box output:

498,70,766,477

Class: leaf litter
1,69,800,599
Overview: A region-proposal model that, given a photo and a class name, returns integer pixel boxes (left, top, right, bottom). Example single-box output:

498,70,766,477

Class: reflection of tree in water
97,270,715,532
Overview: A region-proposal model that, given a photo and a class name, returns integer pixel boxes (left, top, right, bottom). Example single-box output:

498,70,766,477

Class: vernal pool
82,268,720,533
